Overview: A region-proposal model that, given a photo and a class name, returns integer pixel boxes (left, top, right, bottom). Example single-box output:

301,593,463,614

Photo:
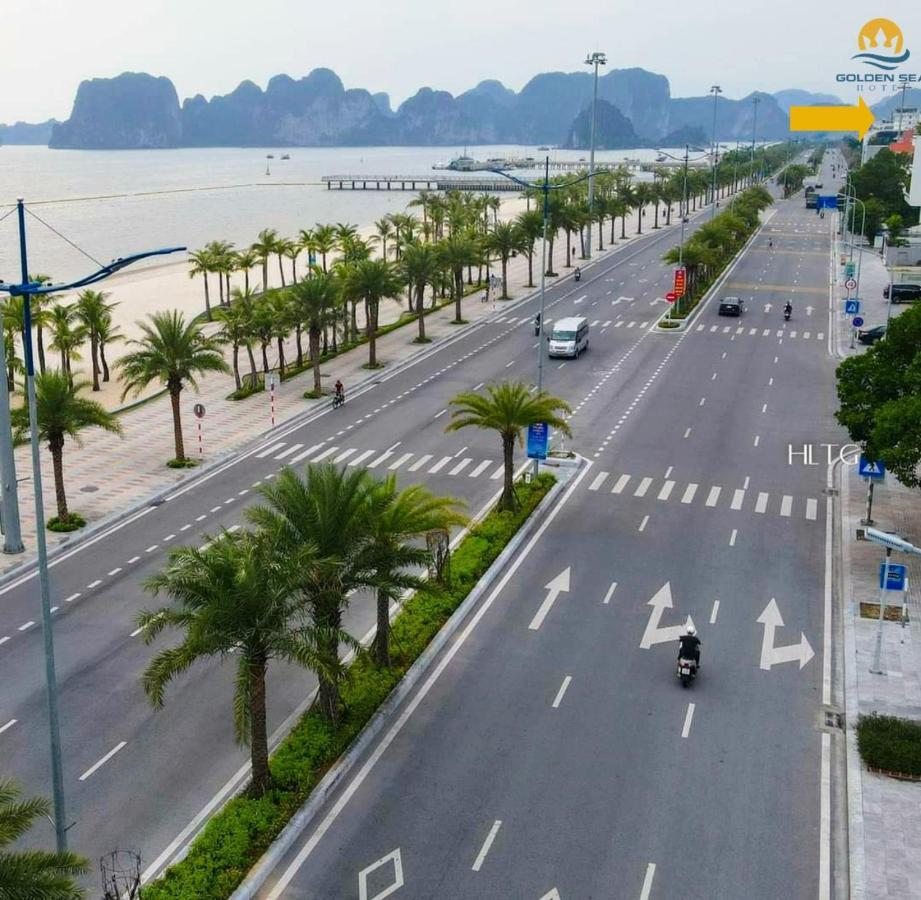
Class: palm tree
437,234,479,323
515,209,543,288
74,289,115,392
341,259,403,368
283,240,300,284
366,478,465,667
251,228,279,292
447,381,572,511
188,248,215,320
374,217,394,259
12,371,121,525
1,296,26,389
97,311,122,384
275,238,294,287
486,222,526,299
312,224,337,273
234,248,259,294
205,240,235,306
249,297,275,374
139,530,322,797
29,273,53,373
118,311,229,463
289,274,337,396
46,303,85,384
268,291,290,375
246,463,378,725
215,298,254,390
0,778,88,898
400,242,441,343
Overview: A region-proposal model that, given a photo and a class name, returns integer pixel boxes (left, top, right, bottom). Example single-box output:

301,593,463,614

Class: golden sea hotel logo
837,18,918,91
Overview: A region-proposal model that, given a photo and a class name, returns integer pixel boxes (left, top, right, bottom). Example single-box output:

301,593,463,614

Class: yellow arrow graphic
789,97,875,139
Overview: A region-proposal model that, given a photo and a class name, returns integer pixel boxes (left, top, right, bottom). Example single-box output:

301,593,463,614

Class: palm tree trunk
636,207,643,234
50,438,68,522
248,652,272,797
295,324,303,367
217,272,224,307
100,342,111,382
317,606,342,725
367,300,378,367
244,269,250,293
526,249,534,288
501,257,509,299
232,345,241,390
350,300,358,343
246,343,258,380
374,589,391,668
547,236,556,275
416,285,426,342
501,433,517,511
620,215,627,240
262,261,268,292
565,231,572,267
37,327,46,373
261,342,269,373
90,335,100,391
278,256,286,287
310,327,322,395
169,386,185,461
276,337,286,376
453,271,463,323
610,216,616,243
203,274,212,321
653,203,660,229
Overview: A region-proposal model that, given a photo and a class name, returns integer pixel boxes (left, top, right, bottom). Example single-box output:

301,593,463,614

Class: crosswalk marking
334,448,357,464
681,484,698,504
429,456,452,474
287,443,323,464
806,499,818,520
348,449,376,467
763,329,770,336
634,477,653,498
408,454,433,471
658,480,675,501
469,460,492,478
705,486,721,507
450,458,472,476
389,452,414,470
804,331,811,339
368,450,395,467
780,495,793,517
589,472,609,491
731,489,745,510
491,464,505,480
755,492,769,514
311,446,339,462
256,441,286,458
612,475,631,494
275,443,304,460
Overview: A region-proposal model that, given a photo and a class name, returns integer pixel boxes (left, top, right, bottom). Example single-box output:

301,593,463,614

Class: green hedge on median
857,713,921,778
142,471,556,900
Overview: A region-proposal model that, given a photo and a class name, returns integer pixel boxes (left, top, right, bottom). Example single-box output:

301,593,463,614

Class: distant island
2,67,847,151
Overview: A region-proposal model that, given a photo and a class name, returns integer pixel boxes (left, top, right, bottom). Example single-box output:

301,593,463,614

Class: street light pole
1,200,184,853
0,323,23,553
709,85,722,219
584,51,607,261
750,97,760,185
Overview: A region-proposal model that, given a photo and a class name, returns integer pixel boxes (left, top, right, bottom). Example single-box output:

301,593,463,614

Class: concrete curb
840,465,867,899
653,206,778,334
230,461,582,899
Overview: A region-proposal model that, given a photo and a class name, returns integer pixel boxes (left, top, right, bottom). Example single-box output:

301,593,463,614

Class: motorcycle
784,308,791,322
534,319,541,336
677,657,698,688
574,268,582,282
332,391,345,409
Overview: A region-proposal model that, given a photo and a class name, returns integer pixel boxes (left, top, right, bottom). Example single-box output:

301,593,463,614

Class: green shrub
857,714,921,777
167,458,199,469
47,512,87,532
141,471,556,899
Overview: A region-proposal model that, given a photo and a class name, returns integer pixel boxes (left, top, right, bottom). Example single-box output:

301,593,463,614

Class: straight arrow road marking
640,583,695,649
538,891,561,900
758,598,814,670
529,567,571,631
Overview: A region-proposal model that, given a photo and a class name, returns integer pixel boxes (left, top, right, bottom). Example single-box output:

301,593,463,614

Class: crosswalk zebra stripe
806,499,818,520
256,441,286,458
634,477,653,498
491,464,505,480
311,446,339,462
348,450,376,467
368,450,395,467
755,492,769,514
731,489,745,510
658,480,675,501
705,486,721,507
449,458,472,476
289,443,323,464
612,475,631,494
334,448,357,464
408,454,433,471
589,472,609,491
275,443,304,460
681,484,698,504
429,456,452,474
780,495,793,517
389,452,414,470
469,460,492,478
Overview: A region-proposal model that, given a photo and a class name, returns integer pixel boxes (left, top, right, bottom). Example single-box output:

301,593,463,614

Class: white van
548,316,589,358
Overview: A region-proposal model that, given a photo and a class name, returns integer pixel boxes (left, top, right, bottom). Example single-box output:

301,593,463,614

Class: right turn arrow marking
640,582,695,649
757,598,814,670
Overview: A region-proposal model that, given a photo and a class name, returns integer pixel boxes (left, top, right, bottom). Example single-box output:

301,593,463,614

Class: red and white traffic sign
665,291,677,303
845,277,857,291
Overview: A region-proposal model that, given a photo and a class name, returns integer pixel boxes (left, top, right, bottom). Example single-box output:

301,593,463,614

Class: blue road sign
527,423,549,460
879,563,907,591
858,455,886,480
845,299,860,315
852,316,864,328
817,195,838,209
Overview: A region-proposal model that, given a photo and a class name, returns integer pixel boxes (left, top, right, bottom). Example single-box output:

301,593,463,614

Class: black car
857,324,886,345
883,283,921,303
718,297,744,317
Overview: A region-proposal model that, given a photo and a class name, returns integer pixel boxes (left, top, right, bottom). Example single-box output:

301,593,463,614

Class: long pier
321,174,537,192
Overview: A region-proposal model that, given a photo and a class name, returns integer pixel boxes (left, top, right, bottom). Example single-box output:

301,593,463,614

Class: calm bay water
0,144,666,281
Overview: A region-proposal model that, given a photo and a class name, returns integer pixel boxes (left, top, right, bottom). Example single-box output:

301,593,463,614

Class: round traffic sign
665,291,677,303
852,316,864,328
193,403,206,419
845,278,857,290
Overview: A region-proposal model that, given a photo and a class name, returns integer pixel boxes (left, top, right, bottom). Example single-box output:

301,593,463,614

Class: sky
1,0,918,123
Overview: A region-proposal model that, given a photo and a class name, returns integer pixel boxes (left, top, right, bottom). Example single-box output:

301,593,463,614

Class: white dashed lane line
79,741,127,781
0,719,16,734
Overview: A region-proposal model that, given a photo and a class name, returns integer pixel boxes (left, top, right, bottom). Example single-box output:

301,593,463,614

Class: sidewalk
1,200,683,573
835,219,921,900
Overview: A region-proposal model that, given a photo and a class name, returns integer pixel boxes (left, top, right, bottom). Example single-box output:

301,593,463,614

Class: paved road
1,193,735,879
251,155,852,898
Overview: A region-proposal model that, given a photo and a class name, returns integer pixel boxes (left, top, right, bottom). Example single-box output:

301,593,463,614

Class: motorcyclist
534,312,541,335
574,266,582,281
334,379,345,405
768,238,773,249
784,300,793,319
678,624,701,668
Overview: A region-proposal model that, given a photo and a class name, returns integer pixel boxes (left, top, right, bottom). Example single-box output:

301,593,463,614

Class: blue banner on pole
879,563,907,591
527,423,549,460
817,195,838,210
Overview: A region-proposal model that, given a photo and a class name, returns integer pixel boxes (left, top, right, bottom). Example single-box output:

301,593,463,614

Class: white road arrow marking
806,305,814,316
640,583,695,649
538,891,561,900
358,848,404,900
528,567,571,630
757,598,814,670
763,302,773,312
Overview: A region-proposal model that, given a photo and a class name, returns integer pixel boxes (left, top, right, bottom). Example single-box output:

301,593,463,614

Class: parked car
718,297,744,317
883,283,921,304
857,324,886,345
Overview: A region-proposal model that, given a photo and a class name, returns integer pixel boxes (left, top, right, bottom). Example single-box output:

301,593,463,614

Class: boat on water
266,153,275,159
537,145,551,151
280,153,290,160
433,154,536,172
655,153,667,163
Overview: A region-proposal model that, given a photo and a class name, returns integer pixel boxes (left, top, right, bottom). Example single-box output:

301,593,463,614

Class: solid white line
603,582,617,605
18,621,34,631
640,863,656,900
551,676,572,708
820,731,831,899
709,600,720,624
0,719,16,734
729,529,737,547
472,820,502,872
681,703,696,738
79,741,127,781
638,515,649,532
265,463,593,899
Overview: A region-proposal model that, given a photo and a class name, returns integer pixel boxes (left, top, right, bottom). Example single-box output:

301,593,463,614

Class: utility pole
0,324,23,553
583,51,607,260
709,85,722,218
750,96,760,185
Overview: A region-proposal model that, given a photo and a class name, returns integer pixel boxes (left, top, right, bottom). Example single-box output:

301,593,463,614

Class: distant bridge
320,174,536,192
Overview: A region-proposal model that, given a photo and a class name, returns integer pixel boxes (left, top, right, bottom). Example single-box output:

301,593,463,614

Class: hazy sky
1,0,917,122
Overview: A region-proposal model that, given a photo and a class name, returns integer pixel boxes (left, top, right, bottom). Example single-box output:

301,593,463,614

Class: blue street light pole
1,198,184,851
